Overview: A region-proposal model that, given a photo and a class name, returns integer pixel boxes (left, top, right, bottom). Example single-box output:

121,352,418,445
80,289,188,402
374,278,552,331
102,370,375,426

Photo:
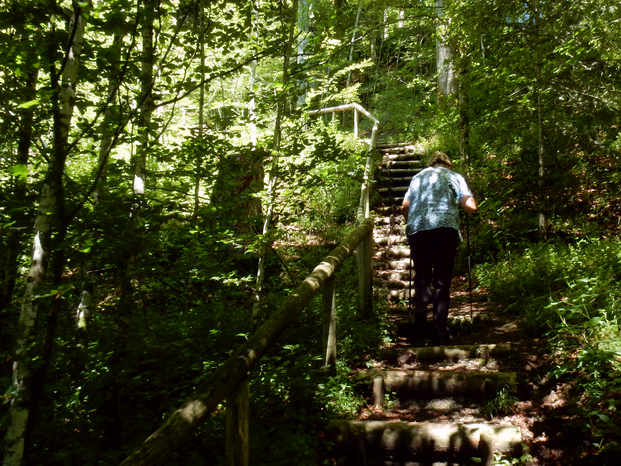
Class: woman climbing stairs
326,143,525,465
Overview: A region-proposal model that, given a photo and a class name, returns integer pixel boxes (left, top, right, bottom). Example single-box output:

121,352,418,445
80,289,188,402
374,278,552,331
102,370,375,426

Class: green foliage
475,239,621,456
492,447,533,466
481,385,518,419
276,119,368,239
315,361,365,417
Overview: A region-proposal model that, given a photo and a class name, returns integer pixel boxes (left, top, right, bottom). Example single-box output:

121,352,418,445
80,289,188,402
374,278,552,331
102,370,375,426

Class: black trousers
408,227,459,336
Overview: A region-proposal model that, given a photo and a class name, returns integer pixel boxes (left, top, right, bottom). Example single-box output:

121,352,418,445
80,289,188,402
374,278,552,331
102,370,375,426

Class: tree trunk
76,29,123,330
0,63,38,312
296,0,312,107
193,5,207,221
3,6,86,465
345,2,361,88
133,0,155,196
333,0,345,40
253,0,298,318
458,64,470,165
435,0,455,96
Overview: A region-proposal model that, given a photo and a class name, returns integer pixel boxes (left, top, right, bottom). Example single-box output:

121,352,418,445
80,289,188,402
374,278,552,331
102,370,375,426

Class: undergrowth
475,238,621,460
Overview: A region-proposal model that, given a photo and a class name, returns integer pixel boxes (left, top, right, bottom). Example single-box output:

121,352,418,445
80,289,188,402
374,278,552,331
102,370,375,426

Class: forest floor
354,276,592,465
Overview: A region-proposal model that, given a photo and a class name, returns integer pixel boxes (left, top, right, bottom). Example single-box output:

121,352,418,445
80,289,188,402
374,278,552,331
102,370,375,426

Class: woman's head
429,151,452,168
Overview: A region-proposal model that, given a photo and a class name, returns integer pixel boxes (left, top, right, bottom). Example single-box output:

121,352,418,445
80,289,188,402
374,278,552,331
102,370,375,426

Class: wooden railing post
357,225,373,318
322,276,337,372
353,107,359,139
225,382,249,466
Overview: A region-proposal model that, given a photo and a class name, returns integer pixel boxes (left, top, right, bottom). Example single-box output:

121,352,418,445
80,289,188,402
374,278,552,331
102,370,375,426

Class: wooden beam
323,276,337,370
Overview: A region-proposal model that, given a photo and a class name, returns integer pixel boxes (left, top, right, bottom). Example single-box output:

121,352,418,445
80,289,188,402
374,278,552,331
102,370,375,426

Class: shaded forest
1,0,619,464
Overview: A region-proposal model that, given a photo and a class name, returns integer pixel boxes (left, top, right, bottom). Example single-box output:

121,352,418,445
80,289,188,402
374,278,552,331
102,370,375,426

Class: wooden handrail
308,103,379,124
121,219,373,466
309,102,379,317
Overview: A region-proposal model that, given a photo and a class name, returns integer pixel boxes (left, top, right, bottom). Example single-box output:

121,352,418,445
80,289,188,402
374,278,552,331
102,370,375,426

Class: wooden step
379,166,422,175
326,420,523,464
381,161,424,172
377,143,425,154
373,223,405,238
377,270,410,282
381,343,513,365
374,205,401,215
375,279,409,290
378,186,408,196
359,369,517,403
377,176,413,187
374,234,406,246
382,152,424,161
374,246,410,260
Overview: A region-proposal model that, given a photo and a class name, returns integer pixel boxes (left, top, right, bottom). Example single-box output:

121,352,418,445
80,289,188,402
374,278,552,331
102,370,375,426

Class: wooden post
353,107,359,139
323,276,337,371
225,382,249,466
357,225,372,317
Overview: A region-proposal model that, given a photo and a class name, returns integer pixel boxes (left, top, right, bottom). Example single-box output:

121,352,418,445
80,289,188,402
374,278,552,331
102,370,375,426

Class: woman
401,151,477,343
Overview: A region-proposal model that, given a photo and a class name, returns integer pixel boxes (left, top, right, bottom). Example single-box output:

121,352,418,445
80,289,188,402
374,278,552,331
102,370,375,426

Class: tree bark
132,0,155,196
193,4,207,221
253,0,298,318
296,0,312,107
435,0,455,96
76,28,124,330
0,59,38,312
3,5,86,465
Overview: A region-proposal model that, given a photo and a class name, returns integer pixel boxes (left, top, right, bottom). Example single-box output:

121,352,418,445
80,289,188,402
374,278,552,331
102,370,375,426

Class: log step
378,186,409,196
381,343,513,365
326,420,522,464
374,246,410,259
360,369,517,403
374,234,407,246
377,176,413,186
379,167,423,175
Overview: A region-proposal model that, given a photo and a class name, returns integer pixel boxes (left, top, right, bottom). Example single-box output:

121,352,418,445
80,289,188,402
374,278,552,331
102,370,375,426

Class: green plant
481,385,518,419
492,446,533,465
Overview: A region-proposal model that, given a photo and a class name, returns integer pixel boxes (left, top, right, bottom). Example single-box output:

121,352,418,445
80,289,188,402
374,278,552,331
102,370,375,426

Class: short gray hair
429,151,452,168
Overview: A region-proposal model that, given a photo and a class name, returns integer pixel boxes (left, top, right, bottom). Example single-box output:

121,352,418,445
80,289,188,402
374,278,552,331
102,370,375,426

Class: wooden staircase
326,143,524,465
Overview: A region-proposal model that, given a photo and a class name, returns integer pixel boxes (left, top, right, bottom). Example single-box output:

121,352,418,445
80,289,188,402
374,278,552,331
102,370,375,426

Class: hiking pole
466,214,473,322
408,254,413,324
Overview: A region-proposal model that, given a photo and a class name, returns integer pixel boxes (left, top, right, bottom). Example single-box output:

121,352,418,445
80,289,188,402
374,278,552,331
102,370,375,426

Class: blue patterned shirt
403,166,472,238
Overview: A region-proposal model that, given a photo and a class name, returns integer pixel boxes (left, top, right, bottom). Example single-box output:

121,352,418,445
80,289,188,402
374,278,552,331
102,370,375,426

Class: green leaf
18,99,40,109
10,164,28,180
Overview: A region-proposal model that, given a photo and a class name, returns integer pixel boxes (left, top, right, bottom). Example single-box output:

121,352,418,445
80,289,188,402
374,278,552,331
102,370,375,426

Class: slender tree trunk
435,0,455,96
193,5,207,221
532,0,546,237
115,0,156,448
253,0,298,319
333,0,345,40
76,29,123,330
536,79,546,237
345,1,361,89
133,0,155,196
296,0,312,107
1,65,38,312
458,64,470,165
3,6,86,465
